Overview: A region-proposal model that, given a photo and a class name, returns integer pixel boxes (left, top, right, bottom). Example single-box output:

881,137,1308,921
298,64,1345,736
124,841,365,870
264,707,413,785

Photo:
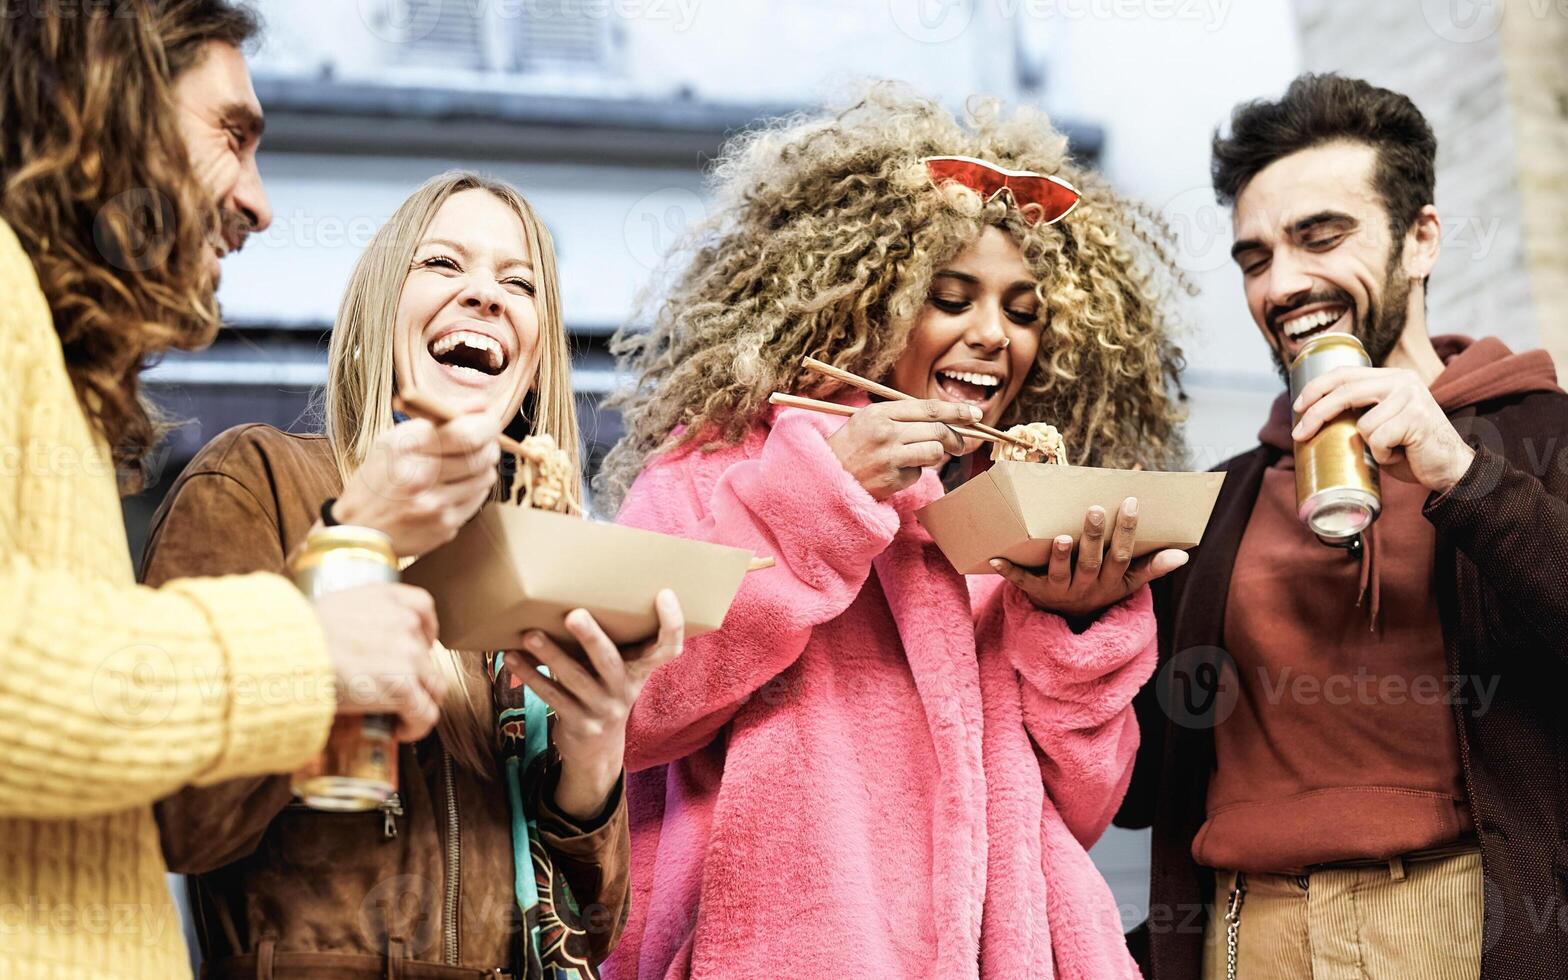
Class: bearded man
1119,73,1568,980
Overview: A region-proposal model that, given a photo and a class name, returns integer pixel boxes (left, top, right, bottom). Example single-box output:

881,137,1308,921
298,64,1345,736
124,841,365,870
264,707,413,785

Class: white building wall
250,0,1013,101
1295,0,1538,356
1294,0,1566,375
222,154,707,337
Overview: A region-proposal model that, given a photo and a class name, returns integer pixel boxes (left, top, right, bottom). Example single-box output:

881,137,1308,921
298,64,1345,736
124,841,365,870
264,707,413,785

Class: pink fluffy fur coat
603,405,1156,980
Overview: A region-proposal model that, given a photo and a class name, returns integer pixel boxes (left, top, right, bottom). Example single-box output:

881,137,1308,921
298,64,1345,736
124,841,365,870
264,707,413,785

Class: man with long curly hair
1118,74,1568,980
596,86,1193,979
0,4,454,977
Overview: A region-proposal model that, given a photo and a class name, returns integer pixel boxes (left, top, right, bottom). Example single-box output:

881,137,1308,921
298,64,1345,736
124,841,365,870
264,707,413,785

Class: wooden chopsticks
395,389,529,458
767,392,1004,446
799,356,1027,447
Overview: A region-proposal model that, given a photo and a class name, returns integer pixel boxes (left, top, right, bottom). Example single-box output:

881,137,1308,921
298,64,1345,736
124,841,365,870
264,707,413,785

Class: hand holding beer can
289,525,401,811
1288,333,1382,545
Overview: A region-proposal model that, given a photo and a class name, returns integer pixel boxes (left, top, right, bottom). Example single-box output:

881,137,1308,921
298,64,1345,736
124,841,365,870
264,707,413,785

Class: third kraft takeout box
916,462,1227,575
402,504,754,652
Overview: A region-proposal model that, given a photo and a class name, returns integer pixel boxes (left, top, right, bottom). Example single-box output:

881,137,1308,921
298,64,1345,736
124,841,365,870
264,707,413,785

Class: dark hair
0,1,260,492
1211,73,1437,239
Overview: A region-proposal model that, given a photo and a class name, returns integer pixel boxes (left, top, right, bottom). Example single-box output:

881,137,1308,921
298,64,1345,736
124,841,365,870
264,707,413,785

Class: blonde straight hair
324,171,583,775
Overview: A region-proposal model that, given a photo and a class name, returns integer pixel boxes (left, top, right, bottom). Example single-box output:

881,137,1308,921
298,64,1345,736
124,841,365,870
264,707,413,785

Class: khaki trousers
1201,846,1483,980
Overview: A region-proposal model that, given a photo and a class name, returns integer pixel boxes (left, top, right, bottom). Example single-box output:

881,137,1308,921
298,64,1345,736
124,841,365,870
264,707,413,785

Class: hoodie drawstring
1355,523,1382,633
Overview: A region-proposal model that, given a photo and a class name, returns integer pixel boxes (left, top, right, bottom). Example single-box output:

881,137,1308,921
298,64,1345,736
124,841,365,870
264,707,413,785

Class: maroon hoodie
1193,336,1562,873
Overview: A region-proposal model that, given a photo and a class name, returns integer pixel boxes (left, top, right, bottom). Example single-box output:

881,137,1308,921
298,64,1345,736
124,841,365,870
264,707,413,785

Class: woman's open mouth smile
426,326,512,387
932,364,1006,418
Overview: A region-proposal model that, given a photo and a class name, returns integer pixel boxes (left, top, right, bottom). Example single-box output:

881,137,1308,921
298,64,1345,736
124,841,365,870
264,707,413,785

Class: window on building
388,0,618,75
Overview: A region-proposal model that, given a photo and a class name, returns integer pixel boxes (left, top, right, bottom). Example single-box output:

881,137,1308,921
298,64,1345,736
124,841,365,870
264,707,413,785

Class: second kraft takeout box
915,462,1227,575
402,504,755,651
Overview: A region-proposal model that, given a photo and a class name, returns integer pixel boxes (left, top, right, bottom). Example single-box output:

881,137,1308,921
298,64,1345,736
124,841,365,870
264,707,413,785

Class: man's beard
1361,262,1410,367
1268,249,1411,385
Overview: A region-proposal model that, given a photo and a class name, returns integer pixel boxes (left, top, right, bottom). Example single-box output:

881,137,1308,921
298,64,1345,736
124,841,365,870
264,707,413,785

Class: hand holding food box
398,392,762,652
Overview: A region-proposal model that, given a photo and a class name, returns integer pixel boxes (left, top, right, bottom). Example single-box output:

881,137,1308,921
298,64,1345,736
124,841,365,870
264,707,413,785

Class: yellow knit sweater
0,219,337,978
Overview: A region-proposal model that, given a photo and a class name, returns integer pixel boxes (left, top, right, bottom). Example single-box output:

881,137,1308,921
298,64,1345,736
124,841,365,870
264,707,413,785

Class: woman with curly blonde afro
600,85,1190,980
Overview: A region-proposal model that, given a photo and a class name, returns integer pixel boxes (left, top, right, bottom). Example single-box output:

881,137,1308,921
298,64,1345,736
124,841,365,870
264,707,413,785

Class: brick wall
1502,3,1568,370
1294,0,1567,376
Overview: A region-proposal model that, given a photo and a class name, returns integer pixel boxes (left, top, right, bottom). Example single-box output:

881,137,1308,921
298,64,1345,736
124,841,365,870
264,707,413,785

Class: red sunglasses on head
922,155,1081,226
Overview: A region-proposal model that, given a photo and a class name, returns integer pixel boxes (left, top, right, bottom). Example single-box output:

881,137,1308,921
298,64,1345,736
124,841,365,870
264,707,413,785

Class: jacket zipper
284,795,403,837
1443,554,1490,934
379,793,403,839
443,747,461,967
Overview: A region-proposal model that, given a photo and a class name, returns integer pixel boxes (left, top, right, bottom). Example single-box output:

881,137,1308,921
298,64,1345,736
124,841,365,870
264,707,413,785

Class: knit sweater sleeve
0,221,336,819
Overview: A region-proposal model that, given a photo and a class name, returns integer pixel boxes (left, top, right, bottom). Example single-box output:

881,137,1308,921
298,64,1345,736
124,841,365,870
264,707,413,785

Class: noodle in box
918,419,1227,574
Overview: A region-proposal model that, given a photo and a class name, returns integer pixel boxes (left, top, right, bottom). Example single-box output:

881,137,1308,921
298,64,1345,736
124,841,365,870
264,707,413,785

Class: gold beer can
289,525,400,811
1289,333,1382,544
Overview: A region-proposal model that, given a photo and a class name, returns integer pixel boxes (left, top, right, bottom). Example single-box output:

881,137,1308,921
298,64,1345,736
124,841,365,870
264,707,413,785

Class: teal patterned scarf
491,653,601,980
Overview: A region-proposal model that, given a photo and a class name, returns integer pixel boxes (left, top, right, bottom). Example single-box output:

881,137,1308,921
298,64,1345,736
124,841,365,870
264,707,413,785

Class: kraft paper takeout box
916,461,1227,575
403,504,754,651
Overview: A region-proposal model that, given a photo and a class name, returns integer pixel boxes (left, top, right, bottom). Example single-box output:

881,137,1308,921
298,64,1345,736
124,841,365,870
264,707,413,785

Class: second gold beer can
1288,332,1382,544
288,524,400,811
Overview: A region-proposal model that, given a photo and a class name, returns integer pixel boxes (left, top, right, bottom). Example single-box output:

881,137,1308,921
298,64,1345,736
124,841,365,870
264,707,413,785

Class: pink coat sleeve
975,583,1158,849
615,410,901,770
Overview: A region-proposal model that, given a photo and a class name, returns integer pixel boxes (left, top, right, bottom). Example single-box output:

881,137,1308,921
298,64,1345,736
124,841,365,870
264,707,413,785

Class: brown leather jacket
140,424,630,980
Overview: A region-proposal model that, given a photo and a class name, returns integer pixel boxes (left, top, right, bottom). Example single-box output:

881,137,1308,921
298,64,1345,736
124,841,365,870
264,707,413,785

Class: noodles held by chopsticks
512,434,577,513
990,423,1067,465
